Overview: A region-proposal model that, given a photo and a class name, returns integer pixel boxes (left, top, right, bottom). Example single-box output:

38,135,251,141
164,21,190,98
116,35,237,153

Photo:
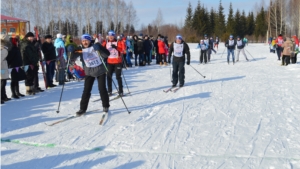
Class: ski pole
97,51,131,114
121,70,131,94
245,49,256,61
56,51,72,113
169,65,172,82
189,64,206,78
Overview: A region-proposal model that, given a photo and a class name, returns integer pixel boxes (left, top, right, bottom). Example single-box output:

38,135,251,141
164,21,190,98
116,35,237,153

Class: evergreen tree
246,12,255,36
95,21,103,34
109,21,114,32
214,0,226,38
184,2,193,30
254,7,267,39
192,1,201,34
240,10,247,37
234,9,242,37
129,25,135,34
209,8,216,36
226,3,235,35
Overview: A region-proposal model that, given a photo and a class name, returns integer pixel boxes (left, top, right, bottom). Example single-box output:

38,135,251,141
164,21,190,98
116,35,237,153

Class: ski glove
186,61,190,65
111,44,117,49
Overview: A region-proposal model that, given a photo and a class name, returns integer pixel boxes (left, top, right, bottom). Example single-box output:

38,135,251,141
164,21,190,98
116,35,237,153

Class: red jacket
102,40,123,64
158,40,166,54
275,36,284,47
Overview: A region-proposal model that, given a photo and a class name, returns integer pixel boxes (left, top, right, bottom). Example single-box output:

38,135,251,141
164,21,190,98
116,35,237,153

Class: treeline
182,0,266,42
2,0,139,37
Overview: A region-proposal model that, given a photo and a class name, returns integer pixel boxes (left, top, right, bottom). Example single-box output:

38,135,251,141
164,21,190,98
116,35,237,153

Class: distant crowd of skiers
197,35,249,65
269,34,299,66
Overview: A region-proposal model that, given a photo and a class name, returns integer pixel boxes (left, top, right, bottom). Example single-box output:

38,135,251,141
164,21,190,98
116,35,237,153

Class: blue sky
124,0,264,29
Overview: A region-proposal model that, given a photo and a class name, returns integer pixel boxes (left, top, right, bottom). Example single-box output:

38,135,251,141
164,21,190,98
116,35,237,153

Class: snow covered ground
1,43,300,169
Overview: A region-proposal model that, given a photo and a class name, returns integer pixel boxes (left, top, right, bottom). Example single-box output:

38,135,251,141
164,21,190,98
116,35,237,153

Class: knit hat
108,30,115,36
200,40,204,43
44,35,52,39
81,34,92,41
176,34,182,40
57,33,62,39
237,36,240,39
25,32,35,38
229,35,233,38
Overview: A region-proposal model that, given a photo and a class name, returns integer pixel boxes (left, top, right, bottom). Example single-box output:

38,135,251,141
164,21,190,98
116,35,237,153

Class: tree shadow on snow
113,160,145,169
1,146,116,169
1,150,19,156
1,131,44,140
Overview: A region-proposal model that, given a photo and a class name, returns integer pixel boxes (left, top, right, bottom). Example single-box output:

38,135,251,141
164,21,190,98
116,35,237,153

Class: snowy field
1,43,300,169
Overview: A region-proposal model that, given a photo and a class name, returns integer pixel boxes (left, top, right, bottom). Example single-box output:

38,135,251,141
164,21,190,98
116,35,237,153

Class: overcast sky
123,0,265,29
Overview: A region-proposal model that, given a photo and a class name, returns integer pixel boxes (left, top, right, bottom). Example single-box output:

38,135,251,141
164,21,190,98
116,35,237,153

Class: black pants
46,60,55,85
25,65,37,86
80,74,109,111
34,66,40,88
172,61,185,86
282,55,290,65
276,47,282,60
1,79,7,99
159,54,166,63
200,50,207,63
107,63,123,94
291,54,297,63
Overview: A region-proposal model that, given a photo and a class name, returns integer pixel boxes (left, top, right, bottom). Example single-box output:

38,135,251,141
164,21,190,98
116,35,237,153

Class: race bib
82,47,102,68
200,44,206,50
174,43,183,57
237,41,243,46
106,42,119,58
204,39,209,45
229,40,234,46
278,39,283,45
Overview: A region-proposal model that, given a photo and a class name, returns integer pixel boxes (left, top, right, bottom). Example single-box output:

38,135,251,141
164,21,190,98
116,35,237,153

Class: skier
243,37,248,46
7,37,26,98
102,30,124,96
75,34,110,116
236,36,249,62
197,40,208,64
275,34,284,60
42,35,57,88
208,37,216,62
168,34,190,87
20,32,39,95
225,35,237,65
214,37,219,50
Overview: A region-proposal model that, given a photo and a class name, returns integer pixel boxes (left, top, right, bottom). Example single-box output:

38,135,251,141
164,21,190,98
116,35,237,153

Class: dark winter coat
137,38,144,53
7,46,23,68
7,46,26,81
236,40,245,49
225,39,236,50
41,42,57,61
73,43,110,77
143,39,152,52
133,35,138,54
20,39,39,66
209,39,214,49
168,41,190,63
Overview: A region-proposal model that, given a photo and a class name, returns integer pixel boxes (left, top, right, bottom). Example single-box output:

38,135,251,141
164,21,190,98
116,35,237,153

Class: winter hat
117,36,120,40
237,36,240,39
200,40,204,43
108,30,115,36
44,35,52,39
204,34,208,38
81,34,92,41
56,33,62,39
176,34,182,40
229,35,233,38
25,32,35,38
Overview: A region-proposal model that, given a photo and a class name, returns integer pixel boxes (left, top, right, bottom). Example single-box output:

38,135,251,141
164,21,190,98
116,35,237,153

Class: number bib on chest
106,42,119,58
200,44,206,50
174,43,184,57
229,40,234,46
82,47,102,68
237,40,243,46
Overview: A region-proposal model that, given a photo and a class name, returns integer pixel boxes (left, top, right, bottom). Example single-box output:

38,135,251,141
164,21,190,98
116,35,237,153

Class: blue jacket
54,38,67,60
196,43,208,51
